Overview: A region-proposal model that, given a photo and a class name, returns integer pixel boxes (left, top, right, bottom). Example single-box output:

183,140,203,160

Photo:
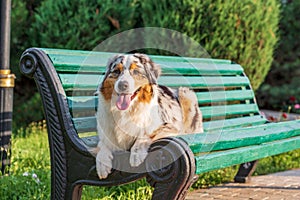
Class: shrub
28,0,138,50
13,0,139,130
256,1,300,111
13,93,44,133
10,0,28,77
13,0,280,129
141,0,280,90
11,0,45,76
11,0,46,132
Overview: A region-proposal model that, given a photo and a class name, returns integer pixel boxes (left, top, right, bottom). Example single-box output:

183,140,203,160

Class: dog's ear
134,53,161,84
106,54,124,71
149,60,161,79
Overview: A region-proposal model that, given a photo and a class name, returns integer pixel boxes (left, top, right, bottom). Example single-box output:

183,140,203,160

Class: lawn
1,122,300,199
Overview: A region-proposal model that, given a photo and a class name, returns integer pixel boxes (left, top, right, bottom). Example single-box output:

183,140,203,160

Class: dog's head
99,53,161,110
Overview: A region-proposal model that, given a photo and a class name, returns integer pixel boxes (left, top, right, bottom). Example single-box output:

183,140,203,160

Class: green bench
19,48,300,200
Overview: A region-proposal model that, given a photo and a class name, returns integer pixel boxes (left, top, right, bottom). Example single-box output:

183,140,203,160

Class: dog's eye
111,69,121,76
132,69,141,75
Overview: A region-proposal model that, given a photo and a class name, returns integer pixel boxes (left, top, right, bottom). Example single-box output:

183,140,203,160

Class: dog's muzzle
114,71,136,110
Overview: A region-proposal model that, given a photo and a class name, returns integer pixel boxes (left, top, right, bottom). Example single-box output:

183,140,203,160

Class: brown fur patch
180,97,192,127
100,78,116,101
116,63,124,71
178,87,203,133
137,84,153,103
130,63,138,70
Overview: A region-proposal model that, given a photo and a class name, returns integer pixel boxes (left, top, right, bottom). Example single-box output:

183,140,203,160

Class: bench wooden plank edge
194,135,300,174
179,120,300,153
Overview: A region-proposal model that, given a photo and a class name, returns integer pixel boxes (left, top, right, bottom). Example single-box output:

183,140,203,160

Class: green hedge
257,1,300,112
141,0,280,90
13,0,139,130
13,0,280,129
11,0,44,132
28,0,281,88
28,0,138,50
29,0,280,90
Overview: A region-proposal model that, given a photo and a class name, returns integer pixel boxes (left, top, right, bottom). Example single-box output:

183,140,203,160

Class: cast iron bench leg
145,137,196,200
234,160,258,183
71,185,83,200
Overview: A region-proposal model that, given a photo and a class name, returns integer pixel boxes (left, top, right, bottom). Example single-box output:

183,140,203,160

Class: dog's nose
118,80,129,91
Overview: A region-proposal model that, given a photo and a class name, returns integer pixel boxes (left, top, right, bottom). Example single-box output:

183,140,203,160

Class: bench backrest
42,48,267,142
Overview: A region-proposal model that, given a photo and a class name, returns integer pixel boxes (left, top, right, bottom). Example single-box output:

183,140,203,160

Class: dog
95,53,203,179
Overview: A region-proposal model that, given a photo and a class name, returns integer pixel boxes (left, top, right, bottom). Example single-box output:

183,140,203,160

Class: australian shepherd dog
95,53,203,179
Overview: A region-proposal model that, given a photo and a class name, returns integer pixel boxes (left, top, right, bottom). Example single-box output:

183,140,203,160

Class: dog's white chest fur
96,92,163,151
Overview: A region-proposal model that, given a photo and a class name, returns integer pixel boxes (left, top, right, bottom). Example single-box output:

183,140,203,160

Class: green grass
0,122,153,200
0,122,51,200
1,122,300,199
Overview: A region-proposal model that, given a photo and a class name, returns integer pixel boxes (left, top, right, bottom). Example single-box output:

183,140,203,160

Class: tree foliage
11,0,281,128
141,0,280,90
257,1,300,111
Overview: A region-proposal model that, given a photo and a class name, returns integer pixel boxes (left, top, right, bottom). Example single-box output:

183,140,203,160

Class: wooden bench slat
197,90,254,104
203,115,267,131
59,74,250,91
67,96,97,112
72,116,97,133
153,63,243,76
69,103,259,123
44,47,233,67
43,49,243,76
51,59,243,76
44,48,231,63
67,89,255,113
194,135,300,174
159,76,250,88
73,115,267,135
54,64,243,76
201,104,259,119
180,120,300,154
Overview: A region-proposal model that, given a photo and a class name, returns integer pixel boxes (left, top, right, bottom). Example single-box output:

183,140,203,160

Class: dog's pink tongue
116,94,131,110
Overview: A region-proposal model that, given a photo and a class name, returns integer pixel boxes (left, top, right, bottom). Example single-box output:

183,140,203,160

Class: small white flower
32,173,38,179
23,172,29,176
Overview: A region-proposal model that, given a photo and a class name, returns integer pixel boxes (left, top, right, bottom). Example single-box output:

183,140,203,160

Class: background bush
12,0,139,131
13,93,44,134
256,0,300,112
28,0,138,50
141,0,280,91
12,0,45,132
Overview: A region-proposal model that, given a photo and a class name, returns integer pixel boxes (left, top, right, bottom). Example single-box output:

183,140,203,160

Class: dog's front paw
96,148,113,179
129,148,148,167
